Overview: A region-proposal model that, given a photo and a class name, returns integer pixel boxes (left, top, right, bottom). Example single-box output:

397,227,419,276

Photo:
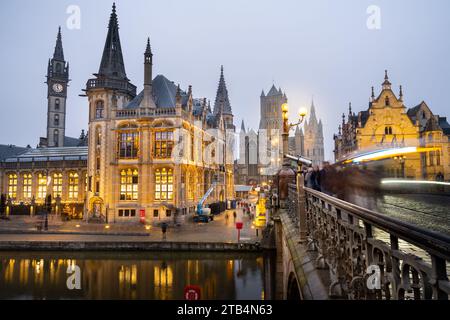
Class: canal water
0,252,274,300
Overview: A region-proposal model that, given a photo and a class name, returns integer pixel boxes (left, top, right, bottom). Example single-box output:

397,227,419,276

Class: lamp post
280,104,309,242
281,103,308,158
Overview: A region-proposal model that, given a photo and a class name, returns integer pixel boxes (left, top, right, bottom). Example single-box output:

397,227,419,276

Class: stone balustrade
286,183,450,300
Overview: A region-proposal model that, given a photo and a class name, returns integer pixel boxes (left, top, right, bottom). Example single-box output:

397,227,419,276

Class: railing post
431,255,449,300
297,163,307,243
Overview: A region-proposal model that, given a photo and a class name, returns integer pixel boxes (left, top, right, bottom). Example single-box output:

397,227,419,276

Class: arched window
54,114,60,126
155,168,173,201
385,127,393,135
120,169,138,201
55,99,60,110
7,173,17,199
37,173,47,199
96,127,102,146
385,96,390,106
118,126,139,159
54,129,59,147
23,173,32,199
52,173,63,198
68,172,79,199
95,100,104,119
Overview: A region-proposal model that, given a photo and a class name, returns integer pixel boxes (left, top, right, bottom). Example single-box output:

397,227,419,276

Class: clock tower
45,27,69,147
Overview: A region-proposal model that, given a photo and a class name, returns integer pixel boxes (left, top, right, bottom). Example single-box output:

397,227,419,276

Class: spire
348,102,352,115
53,26,64,61
213,65,232,115
145,37,152,56
309,99,318,124
143,37,155,108
241,120,246,133
399,85,403,101
98,3,127,80
261,90,265,97
382,69,391,90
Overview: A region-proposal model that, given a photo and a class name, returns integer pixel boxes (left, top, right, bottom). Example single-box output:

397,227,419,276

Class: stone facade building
334,71,450,180
0,4,235,223
84,4,235,223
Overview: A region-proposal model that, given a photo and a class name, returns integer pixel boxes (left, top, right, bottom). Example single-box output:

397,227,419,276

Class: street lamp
281,103,308,158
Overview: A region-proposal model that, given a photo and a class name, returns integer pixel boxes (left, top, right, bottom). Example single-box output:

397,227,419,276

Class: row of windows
6,172,83,200
118,209,173,219
119,168,174,202
115,131,175,159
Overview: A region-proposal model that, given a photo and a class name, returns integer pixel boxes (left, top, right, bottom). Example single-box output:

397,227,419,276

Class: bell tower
46,26,69,147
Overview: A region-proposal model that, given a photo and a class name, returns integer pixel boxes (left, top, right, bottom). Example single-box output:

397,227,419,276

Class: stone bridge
269,180,450,300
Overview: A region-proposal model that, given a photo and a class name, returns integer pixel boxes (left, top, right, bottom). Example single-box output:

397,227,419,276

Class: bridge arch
287,272,301,300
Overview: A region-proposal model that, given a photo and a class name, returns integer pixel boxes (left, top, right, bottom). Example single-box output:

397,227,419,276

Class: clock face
52,83,64,93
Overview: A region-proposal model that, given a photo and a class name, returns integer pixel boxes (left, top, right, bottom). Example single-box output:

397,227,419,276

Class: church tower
301,100,325,166
46,27,69,147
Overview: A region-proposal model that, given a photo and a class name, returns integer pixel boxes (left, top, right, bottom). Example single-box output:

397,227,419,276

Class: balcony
86,78,137,96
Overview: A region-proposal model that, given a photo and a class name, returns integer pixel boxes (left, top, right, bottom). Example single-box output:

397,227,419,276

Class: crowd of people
304,162,381,204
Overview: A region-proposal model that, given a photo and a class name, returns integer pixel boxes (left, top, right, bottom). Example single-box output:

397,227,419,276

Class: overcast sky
1,0,450,161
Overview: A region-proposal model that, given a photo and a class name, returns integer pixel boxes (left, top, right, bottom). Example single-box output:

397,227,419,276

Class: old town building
334,71,450,180
83,4,235,223
0,27,88,218
0,4,235,223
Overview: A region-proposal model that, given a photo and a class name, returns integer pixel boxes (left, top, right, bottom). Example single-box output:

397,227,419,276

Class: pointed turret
382,69,391,90
143,37,156,109
241,120,246,133
86,3,136,97
261,90,265,97
53,26,64,61
213,65,232,115
98,3,127,80
309,99,318,125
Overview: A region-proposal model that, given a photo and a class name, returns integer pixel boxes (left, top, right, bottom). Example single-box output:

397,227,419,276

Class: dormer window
385,127,393,135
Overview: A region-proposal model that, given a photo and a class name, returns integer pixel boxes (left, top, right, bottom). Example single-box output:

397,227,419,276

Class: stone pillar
297,164,307,243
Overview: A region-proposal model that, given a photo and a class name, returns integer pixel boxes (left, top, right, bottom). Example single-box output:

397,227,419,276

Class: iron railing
286,183,450,300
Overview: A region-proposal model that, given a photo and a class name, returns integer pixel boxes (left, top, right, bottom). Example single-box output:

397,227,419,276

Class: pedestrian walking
161,222,168,240
233,211,237,222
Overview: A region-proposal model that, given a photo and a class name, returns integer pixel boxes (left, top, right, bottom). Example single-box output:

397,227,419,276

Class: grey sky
1,0,449,161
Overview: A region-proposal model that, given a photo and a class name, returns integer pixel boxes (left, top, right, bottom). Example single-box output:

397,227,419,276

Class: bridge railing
286,183,450,300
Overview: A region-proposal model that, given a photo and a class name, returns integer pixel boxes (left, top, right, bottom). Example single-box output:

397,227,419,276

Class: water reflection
0,252,272,300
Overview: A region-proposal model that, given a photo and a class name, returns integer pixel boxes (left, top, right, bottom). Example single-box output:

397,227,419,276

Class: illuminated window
119,131,139,159
155,168,173,201
68,173,79,199
23,173,32,199
7,173,17,199
187,172,194,201
53,173,63,198
96,127,102,146
154,131,174,158
37,173,47,199
95,100,104,119
120,169,138,201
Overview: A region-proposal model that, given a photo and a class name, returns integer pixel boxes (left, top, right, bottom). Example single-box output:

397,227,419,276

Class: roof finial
371,86,375,99
399,85,403,100
342,113,346,125
385,69,388,80
349,102,352,115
